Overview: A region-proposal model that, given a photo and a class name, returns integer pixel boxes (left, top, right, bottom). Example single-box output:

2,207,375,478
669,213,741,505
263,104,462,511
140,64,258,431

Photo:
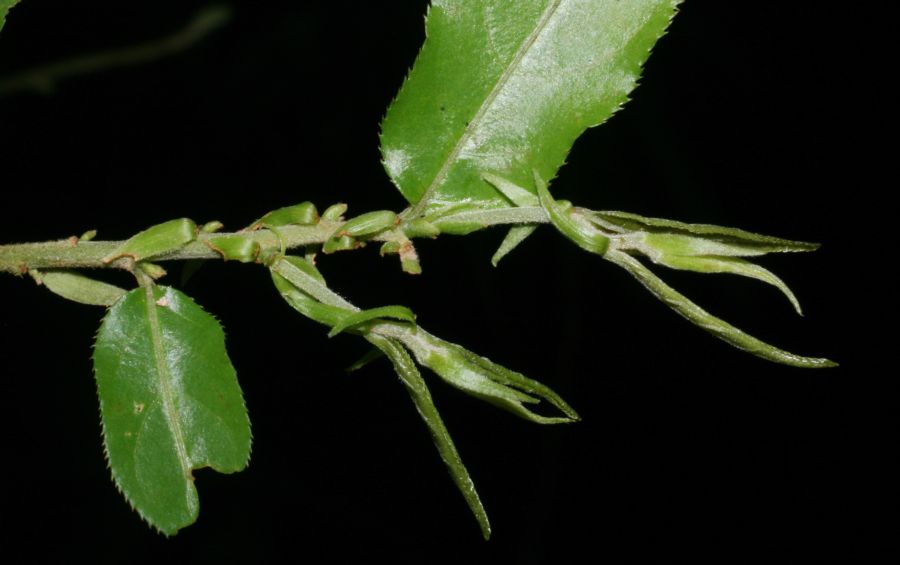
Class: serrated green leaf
0,0,20,35
93,285,251,535
381,0,680,214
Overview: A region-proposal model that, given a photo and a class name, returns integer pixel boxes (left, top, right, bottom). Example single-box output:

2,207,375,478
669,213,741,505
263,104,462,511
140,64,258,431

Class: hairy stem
0,221,347,275
0,207,556,276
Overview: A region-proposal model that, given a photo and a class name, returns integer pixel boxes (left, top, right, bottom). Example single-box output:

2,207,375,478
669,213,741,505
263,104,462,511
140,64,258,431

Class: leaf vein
142,285,193,480
409,0,563,216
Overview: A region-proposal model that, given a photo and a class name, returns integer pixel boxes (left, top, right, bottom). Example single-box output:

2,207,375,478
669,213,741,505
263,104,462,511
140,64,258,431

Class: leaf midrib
408,0,563,217
142,285,192,480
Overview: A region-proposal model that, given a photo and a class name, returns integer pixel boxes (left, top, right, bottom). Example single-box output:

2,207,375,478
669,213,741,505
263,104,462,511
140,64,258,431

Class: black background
0,1,880,562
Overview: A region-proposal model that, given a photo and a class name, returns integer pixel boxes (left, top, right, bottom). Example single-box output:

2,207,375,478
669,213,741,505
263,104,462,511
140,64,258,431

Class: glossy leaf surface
381,0,680,214
93,285,251,534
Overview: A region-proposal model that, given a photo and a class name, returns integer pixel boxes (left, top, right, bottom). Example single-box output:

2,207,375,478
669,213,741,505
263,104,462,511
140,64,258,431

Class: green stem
1,208,554,276
0,222,345,275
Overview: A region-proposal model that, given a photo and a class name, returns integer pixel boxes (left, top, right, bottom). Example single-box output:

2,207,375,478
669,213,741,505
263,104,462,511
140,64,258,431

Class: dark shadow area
0,1,876,562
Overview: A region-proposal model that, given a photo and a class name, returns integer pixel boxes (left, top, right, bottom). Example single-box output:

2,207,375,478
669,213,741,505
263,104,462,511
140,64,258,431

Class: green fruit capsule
102,218,198,264
207,236,261,263
250,202,318,229
321,203,348,222
380,241,402,256
322,234,358,254
403,219,441,239
338,211,398,238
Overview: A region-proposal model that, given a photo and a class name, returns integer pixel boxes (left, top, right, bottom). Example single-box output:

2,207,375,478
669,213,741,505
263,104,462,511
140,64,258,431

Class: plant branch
0,206,556,276
0,221,346,275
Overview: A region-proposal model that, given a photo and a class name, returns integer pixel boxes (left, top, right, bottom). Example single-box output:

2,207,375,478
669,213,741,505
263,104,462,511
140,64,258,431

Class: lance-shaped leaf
604,250,836,369
366,333,491,540
534,174,833,367
482,172,539,265
93,285,251,535
381,0,681,215
590,210,820,255
588,211,819,314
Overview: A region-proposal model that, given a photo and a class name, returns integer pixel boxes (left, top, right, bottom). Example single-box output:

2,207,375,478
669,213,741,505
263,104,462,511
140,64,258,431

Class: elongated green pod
249,202,318,230
39,270,126,306
102,218,197,264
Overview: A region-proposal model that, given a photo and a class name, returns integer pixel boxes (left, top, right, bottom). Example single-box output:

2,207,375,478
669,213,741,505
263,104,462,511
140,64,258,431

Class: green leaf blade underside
93,286,251,535
381,0,680,213
0,0,19,35
40,270,127,306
